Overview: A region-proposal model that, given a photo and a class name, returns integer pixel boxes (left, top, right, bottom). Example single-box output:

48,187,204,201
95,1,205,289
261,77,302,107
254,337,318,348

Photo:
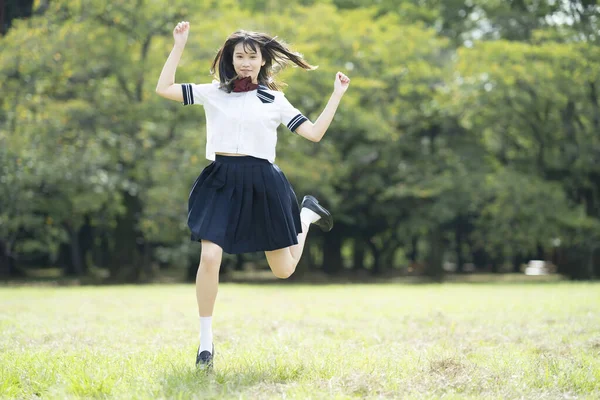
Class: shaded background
1,0,599,283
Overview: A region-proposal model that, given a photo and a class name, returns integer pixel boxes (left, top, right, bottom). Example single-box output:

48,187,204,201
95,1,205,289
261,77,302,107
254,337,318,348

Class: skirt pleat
264,165,294,248
187,155,302,254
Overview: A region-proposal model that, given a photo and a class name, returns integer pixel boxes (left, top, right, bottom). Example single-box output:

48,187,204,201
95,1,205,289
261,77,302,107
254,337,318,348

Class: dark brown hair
210,30,316,92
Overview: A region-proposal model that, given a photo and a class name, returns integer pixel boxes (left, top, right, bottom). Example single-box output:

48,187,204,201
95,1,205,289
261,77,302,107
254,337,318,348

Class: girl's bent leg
265,221,310,279
265,195,332,279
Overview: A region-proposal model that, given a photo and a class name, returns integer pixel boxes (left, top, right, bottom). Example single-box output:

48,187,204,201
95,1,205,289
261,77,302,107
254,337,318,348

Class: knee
199,249,221,272
272,264,295,279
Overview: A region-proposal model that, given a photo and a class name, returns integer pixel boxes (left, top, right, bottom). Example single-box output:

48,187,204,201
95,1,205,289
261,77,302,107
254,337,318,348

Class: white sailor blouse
182,82,308,163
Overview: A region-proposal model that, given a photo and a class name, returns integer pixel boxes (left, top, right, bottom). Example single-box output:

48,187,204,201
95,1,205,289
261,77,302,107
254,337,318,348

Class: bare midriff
215,152,248,157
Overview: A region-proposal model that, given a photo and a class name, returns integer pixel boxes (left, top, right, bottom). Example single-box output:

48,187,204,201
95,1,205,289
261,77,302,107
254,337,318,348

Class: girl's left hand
334,72,350,95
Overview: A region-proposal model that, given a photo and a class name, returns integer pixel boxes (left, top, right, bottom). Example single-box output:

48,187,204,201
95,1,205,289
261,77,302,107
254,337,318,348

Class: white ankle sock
300,207,321,226
199,316,213,354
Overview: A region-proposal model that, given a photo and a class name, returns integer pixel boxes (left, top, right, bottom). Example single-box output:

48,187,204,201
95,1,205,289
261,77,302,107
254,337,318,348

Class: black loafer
196,344,214,370
301,195,333,232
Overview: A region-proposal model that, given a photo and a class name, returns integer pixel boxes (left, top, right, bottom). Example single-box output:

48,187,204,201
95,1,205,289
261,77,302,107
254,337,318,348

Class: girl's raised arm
295,72,350,142
155,21,190,102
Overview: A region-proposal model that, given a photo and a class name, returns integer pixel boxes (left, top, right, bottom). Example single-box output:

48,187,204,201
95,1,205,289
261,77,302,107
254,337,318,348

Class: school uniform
182,80,309,254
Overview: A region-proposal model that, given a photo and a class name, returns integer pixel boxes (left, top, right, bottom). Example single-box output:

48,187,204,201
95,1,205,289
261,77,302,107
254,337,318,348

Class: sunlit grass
1,282,599,399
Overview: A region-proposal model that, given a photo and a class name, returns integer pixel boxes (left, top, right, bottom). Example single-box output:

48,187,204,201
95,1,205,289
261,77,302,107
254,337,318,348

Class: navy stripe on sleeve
287,113,308,132
182,84,194,106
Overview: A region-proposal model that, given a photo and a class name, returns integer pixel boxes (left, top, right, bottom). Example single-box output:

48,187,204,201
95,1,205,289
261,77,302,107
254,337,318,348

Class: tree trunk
0,240,14,278
589,82,599,132
513,253,525,273
352,238,365,270
78,215,93,274
455,223,464,273
110,192,144,282
471,246,488,271
583,245,598,280
536,243,545,260
141,240,154,282
187,254,199,283
63,216,97,277
368,240,382,275
425,227,444,281
58,242,74,276
593,247,600,279
408,236,419,263
380,233,402,271
381,245,397,271
0,240,7,278
560,246,595,280
322,231,343,274
234,254,244,271
491,258,499,274
69,226,84,276
61,225,83,277
96,232,111,270
63,217,93,277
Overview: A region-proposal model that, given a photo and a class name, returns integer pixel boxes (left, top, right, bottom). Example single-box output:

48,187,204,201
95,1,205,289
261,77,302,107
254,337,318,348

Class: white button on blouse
182,82,308,163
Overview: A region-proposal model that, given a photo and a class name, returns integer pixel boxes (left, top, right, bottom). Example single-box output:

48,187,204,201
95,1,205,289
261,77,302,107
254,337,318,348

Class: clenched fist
173,21,190,47
334,72,350,95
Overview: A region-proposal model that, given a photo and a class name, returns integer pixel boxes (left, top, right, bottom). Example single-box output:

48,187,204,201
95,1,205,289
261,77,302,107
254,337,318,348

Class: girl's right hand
173,21,190,47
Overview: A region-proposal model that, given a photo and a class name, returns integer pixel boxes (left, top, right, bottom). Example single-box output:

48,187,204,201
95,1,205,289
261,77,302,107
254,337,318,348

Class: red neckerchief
232,76,259,92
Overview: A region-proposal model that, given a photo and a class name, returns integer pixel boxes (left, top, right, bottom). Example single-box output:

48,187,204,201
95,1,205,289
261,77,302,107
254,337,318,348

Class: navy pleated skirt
187,155,303,254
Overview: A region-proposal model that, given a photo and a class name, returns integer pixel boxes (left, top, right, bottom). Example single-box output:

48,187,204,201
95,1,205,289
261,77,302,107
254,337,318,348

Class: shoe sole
304,195,319,204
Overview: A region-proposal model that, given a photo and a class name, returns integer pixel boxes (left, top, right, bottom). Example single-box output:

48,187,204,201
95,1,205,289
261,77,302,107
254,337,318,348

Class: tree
452,38,600,278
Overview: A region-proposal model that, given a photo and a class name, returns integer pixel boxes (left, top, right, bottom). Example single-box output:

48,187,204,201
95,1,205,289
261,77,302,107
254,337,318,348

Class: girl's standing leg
196,240,223,357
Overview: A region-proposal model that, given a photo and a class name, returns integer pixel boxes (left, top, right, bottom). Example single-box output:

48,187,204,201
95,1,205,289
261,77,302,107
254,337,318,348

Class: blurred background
1,0,599,284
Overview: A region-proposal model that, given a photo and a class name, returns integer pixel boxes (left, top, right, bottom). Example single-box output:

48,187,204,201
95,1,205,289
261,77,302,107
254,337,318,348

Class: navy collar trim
256,85,275,103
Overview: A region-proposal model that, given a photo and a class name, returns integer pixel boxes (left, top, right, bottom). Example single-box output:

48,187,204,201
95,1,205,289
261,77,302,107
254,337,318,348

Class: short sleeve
279,94,309,132
181,83,214,106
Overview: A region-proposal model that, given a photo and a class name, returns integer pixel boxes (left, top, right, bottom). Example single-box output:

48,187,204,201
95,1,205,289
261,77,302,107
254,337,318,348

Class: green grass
1,282,599,399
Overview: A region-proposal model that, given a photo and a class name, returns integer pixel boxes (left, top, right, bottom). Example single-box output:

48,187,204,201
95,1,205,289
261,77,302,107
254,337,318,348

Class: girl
155,21,350,369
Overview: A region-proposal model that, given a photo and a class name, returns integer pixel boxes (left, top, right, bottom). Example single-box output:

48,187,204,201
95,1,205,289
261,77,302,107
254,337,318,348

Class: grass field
1,282,599,399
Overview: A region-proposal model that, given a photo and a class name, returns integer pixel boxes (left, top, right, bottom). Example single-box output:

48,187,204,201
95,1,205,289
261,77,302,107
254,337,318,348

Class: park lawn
0,282,599,399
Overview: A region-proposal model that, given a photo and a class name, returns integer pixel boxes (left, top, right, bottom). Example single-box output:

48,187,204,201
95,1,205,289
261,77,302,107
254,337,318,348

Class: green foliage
1,0,599,279
453,39,600,252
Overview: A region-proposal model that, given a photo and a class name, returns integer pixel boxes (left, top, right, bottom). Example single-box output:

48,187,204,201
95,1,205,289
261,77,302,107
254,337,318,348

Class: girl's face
232,42,265,83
